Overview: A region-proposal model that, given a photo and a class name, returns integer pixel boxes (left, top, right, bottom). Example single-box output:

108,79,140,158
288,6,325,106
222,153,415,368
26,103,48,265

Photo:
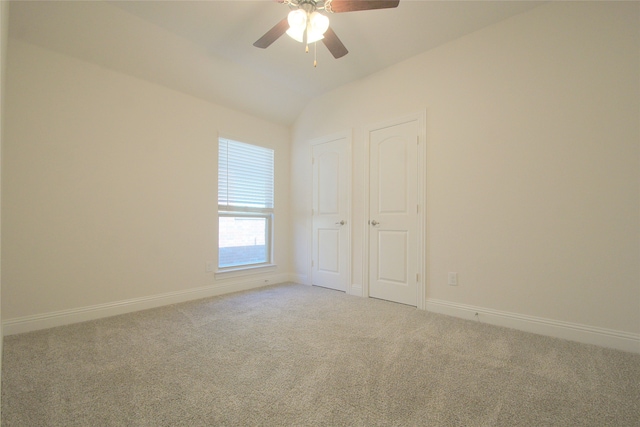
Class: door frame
309,130,353,294
363,112,426,309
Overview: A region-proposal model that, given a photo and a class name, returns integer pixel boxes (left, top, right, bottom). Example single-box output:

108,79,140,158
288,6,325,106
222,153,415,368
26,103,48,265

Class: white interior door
369,120,419,306
312,136,350,292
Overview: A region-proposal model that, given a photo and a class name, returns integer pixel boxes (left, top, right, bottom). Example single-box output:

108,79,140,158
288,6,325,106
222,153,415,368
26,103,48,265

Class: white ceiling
8,0,544,125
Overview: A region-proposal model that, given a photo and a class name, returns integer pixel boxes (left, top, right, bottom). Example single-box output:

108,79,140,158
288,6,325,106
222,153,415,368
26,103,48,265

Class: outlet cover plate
448,272,458,286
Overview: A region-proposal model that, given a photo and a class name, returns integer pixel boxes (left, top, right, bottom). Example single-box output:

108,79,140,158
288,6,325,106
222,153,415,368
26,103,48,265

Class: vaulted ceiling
8,0,543,125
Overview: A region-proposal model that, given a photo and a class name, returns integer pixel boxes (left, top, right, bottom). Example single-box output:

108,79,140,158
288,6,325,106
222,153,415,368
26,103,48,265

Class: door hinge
417,204,419,214
416,273,419,282
311,260,314,267
312,157,315,165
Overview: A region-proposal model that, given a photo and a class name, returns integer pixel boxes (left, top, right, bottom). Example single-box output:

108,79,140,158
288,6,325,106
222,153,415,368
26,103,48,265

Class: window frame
216,137,275,274
218,211,273,270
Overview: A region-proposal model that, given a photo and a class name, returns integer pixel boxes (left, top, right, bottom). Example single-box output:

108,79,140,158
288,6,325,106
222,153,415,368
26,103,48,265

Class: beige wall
292,1,639,335
2,40,291,320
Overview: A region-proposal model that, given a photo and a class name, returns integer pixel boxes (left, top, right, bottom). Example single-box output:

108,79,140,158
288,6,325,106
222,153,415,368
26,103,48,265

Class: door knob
371,220,379,226
335,220,345,226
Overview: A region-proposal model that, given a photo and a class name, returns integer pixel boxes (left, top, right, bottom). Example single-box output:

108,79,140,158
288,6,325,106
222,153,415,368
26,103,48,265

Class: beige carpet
2,283,639,426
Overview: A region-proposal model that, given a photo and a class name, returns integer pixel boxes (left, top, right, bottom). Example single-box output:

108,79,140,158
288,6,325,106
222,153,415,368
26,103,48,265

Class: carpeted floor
2,283,639,426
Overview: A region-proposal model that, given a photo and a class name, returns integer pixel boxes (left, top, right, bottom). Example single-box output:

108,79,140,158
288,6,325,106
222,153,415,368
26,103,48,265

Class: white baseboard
289,273,308,285
3,272,291,336
426,299,640,354
349,284,363,297
8,284,637,354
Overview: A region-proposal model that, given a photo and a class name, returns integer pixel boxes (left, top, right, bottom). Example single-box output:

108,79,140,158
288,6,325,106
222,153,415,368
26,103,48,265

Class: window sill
214,264,277,280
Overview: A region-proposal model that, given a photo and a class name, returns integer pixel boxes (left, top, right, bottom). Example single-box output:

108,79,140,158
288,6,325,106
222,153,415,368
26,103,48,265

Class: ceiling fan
254,0,400,63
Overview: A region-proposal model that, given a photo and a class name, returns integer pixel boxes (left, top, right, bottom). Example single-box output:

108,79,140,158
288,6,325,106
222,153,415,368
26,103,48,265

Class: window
218,138,274,269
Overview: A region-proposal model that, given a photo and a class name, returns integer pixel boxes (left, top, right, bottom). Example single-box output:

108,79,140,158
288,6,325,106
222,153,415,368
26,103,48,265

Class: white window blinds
218,138,274,209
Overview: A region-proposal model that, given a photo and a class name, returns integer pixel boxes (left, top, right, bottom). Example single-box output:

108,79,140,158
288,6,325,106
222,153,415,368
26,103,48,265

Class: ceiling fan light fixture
306,33,324,44
286,9,329,44
307,11,329,43
286,9,307,42
286,27,305,43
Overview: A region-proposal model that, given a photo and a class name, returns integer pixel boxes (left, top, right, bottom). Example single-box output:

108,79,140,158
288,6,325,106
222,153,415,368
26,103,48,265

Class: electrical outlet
448,272,458,286
206,262,214,272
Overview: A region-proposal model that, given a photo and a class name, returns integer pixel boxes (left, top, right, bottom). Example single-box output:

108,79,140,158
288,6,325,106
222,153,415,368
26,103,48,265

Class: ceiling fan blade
322,27,348,59
325,0,399,13
253,17,289,49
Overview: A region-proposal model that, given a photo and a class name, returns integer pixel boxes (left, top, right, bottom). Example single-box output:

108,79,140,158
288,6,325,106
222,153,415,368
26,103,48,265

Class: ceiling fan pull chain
314,42,318,67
